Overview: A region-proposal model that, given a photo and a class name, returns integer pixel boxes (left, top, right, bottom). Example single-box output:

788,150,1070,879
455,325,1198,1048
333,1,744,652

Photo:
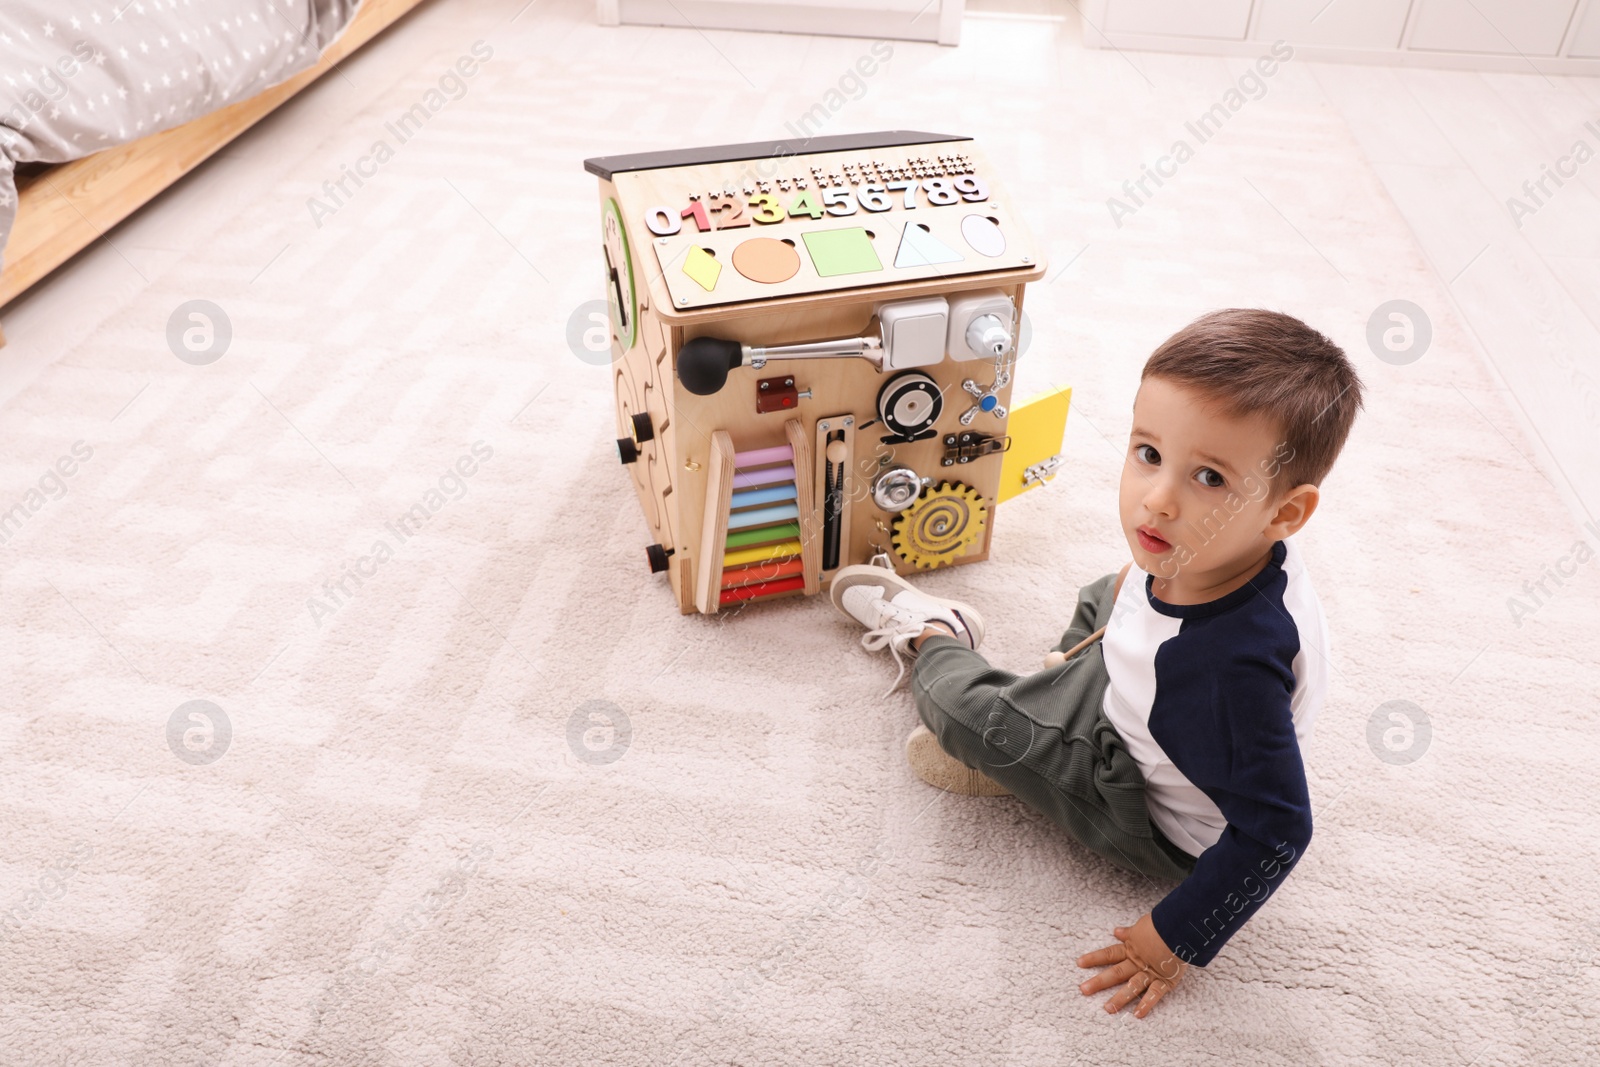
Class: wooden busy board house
584,131,1072,615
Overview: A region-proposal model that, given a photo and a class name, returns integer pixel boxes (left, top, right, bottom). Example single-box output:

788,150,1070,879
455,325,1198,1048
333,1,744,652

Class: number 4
788,191,823,219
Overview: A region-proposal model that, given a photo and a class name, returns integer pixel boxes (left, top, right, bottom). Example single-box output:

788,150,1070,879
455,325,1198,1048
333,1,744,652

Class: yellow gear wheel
890,481,988,569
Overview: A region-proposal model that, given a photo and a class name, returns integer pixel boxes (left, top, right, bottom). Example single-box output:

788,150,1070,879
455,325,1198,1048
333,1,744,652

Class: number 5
822,188,856,216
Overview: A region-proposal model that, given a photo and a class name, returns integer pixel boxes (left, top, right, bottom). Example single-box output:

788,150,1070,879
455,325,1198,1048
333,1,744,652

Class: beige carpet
3,1,1597,1063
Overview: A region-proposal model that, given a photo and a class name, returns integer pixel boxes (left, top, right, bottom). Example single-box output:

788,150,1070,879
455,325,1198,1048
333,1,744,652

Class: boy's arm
1147,659,1314,968
1078,662,1311,1016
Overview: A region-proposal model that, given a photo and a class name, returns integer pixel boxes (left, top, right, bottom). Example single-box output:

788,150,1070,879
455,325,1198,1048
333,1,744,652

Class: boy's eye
1196,468,1225,489
1134,444,1160,465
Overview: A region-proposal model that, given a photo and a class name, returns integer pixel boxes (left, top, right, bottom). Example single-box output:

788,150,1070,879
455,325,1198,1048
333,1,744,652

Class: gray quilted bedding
0,0,361,270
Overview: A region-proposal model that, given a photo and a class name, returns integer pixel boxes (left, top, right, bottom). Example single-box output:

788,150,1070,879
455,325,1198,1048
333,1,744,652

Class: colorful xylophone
719,442,807,605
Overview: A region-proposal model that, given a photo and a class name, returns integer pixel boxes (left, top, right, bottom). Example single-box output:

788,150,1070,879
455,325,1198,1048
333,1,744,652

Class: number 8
922,178,958,206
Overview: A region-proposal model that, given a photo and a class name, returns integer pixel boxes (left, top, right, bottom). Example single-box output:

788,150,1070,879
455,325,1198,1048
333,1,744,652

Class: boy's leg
909,573,1194,882
1059,571,1115,644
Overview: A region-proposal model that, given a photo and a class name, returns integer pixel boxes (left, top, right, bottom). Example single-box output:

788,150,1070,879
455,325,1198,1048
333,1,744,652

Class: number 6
857,185,891,212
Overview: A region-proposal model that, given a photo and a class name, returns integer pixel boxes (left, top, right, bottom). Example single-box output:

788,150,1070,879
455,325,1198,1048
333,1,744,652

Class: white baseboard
1084,30,1600,76
606,0,964,45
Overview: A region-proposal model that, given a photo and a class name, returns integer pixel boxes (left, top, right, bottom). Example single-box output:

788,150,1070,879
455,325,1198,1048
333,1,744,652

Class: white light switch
878,296,949,369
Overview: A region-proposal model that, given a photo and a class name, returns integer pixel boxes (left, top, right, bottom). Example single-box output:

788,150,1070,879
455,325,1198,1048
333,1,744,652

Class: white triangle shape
894,222,965,268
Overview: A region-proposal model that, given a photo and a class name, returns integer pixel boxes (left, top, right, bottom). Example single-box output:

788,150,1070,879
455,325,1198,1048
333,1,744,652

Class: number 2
710,198,750,229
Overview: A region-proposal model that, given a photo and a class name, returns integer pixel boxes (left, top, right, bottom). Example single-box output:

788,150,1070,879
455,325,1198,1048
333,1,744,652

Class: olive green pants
910,572,1197,881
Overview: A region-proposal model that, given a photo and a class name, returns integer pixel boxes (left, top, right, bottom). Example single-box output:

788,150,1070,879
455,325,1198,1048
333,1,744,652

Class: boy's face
1118,376,1297,593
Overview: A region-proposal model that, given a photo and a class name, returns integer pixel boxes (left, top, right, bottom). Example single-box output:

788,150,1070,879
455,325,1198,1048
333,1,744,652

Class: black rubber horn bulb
676,336,743,396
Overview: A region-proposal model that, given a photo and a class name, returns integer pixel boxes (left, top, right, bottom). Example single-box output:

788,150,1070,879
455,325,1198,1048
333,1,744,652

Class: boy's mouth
1136,525,1173,554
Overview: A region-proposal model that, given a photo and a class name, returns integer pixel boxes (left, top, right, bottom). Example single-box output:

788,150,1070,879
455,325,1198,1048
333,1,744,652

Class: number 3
749,195,784,224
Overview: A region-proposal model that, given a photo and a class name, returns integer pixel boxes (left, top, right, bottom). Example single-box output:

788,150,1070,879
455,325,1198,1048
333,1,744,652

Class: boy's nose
1142,478,1179,517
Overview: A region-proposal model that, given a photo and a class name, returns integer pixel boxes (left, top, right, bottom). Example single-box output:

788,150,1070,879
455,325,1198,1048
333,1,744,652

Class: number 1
681,202,711,232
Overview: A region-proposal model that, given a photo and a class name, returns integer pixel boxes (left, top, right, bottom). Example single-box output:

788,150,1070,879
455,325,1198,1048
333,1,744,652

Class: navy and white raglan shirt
1101,537,1328,967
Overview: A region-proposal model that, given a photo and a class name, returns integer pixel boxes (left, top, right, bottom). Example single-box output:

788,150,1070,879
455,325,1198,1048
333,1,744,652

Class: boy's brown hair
1142,309,1365,492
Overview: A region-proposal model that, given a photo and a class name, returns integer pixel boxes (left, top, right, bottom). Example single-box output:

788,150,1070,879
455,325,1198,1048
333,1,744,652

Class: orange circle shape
732,237,802,284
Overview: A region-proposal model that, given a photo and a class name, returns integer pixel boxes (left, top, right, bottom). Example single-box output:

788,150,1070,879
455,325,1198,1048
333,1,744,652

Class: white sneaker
829,563,986,694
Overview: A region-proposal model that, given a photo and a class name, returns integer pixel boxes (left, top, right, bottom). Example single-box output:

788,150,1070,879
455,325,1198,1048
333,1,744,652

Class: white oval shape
961,214,1006,258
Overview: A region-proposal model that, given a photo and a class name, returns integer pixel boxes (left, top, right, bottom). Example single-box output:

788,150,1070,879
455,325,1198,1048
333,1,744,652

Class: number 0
645,206,681,236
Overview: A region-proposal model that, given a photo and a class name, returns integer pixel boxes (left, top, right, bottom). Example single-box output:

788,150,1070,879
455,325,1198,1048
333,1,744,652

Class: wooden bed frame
0,0,431,342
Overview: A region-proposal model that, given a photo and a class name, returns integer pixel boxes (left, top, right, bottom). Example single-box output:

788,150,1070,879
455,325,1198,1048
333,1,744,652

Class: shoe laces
860,605,930,695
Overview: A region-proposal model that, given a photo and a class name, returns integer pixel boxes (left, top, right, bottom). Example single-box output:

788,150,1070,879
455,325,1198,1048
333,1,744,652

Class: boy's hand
1076,912,1187,1018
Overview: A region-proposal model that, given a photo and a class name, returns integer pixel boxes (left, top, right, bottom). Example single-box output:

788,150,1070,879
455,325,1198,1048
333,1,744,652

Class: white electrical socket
945,289,1015,362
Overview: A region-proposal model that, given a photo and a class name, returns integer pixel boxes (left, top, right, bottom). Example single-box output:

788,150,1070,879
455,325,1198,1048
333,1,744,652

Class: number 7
887,180,918,208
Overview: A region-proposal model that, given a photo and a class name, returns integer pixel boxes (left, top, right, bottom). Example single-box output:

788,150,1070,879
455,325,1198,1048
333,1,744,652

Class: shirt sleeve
1147,639,1314,968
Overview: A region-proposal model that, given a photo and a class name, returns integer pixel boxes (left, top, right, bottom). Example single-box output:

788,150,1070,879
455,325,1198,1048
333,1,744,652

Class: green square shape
802,228,884,277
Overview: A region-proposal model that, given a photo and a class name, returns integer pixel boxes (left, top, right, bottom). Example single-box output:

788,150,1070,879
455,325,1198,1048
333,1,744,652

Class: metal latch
1022,454,1064,488
941,431,1010,466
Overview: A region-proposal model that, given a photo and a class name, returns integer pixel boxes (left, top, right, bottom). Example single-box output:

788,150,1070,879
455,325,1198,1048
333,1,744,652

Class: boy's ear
1267,484,1319,539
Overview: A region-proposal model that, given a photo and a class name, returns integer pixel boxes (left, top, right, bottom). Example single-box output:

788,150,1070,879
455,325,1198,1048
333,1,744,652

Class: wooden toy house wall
587,132,1061,616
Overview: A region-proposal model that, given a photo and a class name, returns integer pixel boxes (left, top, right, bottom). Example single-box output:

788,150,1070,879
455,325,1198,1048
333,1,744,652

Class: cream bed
0,0,430,333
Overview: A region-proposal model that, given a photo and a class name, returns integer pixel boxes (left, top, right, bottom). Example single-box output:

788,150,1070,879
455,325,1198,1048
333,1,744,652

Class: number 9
954,176,988,202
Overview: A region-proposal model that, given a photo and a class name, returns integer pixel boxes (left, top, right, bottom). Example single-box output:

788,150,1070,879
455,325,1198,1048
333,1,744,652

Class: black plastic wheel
877,371,943,438
616,437,639,464
631,411,655,443
646,543,674,573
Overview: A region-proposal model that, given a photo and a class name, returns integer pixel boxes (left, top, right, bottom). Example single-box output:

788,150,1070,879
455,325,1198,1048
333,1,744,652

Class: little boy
831,309,1363,1018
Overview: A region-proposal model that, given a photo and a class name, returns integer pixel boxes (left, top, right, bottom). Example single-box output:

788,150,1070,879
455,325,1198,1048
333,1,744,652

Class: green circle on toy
601,197,638,353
